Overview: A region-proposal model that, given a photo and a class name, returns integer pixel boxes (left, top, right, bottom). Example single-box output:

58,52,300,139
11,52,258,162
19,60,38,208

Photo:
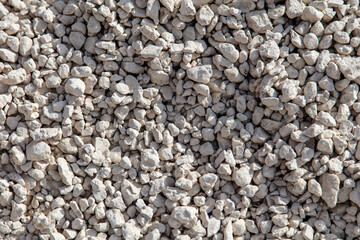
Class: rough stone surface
26,141,51,161
319,173,340,208
0,1,359,239
186,65,213,83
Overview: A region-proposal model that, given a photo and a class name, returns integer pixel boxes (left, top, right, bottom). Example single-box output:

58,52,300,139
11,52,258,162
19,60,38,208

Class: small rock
234,165,254,187
259,40,280,59
207,217,221,237
56,158,74,186
0,48,18,62
148,69,169,85
141,149,160,172
308,179,322,197
246,10,273,33
2,68,26,85
196,5,214,26
187,65,213,83
302,6,324,23
65,78,86,96
140,45,162,58
319,173,340,208
26,141,51,161
171,206,197,224
218,43,239,63
286,0,304,18
106,209,125,228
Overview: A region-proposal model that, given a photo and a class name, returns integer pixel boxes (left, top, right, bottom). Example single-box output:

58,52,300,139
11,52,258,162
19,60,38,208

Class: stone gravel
1,0,360,239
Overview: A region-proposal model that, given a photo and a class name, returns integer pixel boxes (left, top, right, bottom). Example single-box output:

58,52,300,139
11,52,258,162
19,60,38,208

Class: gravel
1,0,360,239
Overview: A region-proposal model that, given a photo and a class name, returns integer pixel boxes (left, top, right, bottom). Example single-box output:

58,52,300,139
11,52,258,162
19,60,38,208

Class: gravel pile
1,0,360,239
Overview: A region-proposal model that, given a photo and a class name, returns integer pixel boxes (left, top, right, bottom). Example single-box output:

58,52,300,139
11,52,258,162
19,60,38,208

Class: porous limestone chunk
187,65,213,83
106,209,125,228
259,40,280,59
0,48,18,62
218,43,239,63
141,149,160,172
26,141,51,161
65,78,86,97
246,10,273,33
171,206,197,224
196,5,214,26
56,158,74,186
234,165,254,187
320,173,340,208
2,68,26,85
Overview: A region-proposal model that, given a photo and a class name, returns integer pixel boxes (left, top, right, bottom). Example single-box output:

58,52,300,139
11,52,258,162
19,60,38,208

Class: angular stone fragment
122,62,145,74
2,68,26,85
224,67,244,83
119,0,135,13
10,202,26,221
207,217,221,237
218,43,239,63
196,5,214,26
324,21,346,35
340,83,358,104
106,209,125,228
280,145,296,161
193,83,210,96
140,45,162,58
26,141,51,161
303,225,314,240
171,206,197,224
148,69,169,85
317,139,333,155
229,0,256,12
121,179,141,205
179,0,196,16
187,65,213,83
56,158,74,186
234,165,253,187
286,0,304,18
163,187,187,201
159,0,174,12
319,173,339,208
10,146,26,165
317,111,336,127
337,57,360,81
71,66,92,77
122,220,142,240
45,72,62,88
260,119,283,135
303,123,324,138
350,182,360,207
91,178,107,202
246,10,273,33
308,179,322,197
199,173,218,191
69,31,86,49
65,78,86,96
146,0,160,24
0,48,18,62
302,6,324,23
199,142,214,156
251,127,270,144
281,79,299,102
141,149,160,172
87,16,101,34
50,233,66,240
259,40,280,60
